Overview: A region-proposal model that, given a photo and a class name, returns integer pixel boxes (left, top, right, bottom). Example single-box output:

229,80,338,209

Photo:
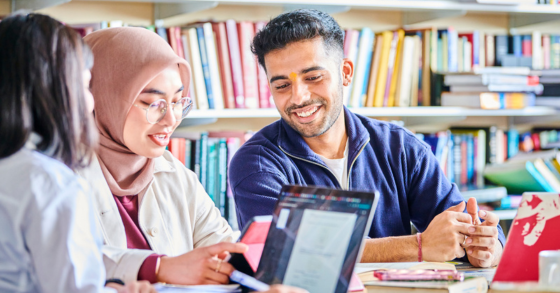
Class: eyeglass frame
133,96,193,124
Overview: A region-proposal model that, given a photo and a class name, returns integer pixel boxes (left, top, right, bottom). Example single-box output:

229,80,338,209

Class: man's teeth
296,107,318,118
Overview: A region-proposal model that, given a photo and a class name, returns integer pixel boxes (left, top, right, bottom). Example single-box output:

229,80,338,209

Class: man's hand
157,242,248,285
464,198,502,268
422,202,473,262
105,281,156,293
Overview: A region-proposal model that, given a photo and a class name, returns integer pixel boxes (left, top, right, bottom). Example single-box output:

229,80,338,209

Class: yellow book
373,31,394,107
552,158,560,174
365,34,383,108
387,29,405,107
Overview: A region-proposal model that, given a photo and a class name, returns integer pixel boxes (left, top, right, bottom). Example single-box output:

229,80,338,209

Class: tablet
254,185,379,293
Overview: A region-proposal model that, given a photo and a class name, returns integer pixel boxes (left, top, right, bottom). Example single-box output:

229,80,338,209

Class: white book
343,30,359,106
181,35,198,110
533,31,543,70
187,27,209,110
465,40,472,72
349,28,374,108
397,36,415,107
202,23,224,110
409,35,421,106
458,37,464,72
496,129,505,164
475,66,531,75
478,32,486,69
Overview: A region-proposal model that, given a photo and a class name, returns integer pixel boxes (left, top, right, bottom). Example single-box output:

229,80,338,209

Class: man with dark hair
229,9,505,267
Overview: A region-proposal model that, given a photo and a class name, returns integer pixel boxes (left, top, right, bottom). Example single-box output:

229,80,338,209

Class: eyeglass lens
146,98,193,124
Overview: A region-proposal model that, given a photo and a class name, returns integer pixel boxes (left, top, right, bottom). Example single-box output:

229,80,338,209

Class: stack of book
440,67,539,109
166,131,253,229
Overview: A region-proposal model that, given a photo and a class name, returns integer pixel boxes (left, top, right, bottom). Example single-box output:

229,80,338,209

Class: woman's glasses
134,97,193,124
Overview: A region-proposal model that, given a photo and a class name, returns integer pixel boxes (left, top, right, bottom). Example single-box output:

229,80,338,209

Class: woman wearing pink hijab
79,27,306,293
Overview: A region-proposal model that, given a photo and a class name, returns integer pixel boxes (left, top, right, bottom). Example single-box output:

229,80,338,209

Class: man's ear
341,58,354,87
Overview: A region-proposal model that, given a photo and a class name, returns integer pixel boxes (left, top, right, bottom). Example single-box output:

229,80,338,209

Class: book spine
472,31,480,68
422,30,431,106
185,140,192,171
207,139,217,203
360,33,374,107
238,22,259,109
213,23,236,109
533,31,543,70
196,27,215,109
495,35,508,66
513,35,523,57
486,34,495,66
461,135,468,186
447,134,455,182
526,161,555,192
226,137,241,230
448,27,458,72
218,138,228,217
350,28,374,108
522,35,532,57
373,31,393,107
200,132,208,189
386,29,403,107
174,27,185,59
552,36,560,69
193,139,201,178
543,34,551,70
203,23,224,110
453,135,462,185
255,22,271,109
187,28,209,110
467,134,474,185
508,129,520,159
181,35,197,108
225,20,245,108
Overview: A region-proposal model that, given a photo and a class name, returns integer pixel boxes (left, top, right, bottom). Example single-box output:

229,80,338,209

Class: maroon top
113,195,161,283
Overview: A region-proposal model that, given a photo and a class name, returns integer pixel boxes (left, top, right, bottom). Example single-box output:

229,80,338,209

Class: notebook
493,192,560,282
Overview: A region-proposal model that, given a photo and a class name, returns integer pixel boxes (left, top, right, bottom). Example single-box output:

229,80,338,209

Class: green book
217,138,228,217
199,132,208,189
484,160,551,194
206,138,218,204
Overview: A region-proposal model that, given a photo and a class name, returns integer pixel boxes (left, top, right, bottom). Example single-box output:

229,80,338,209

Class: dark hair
251,9,344,70
0,13,97,170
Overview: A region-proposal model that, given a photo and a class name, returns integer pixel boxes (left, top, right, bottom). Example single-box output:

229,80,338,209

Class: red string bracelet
417,232,422,262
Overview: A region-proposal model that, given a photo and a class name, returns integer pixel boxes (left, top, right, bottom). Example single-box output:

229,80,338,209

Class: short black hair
251,9,344,70
0,13,97,170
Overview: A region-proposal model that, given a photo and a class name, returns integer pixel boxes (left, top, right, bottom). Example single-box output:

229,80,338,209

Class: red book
254,21,271,109
493,193,560,282
213,22,236,109
237,21,259,109
522,36,532,57
225,20,245,108
532,133,541,151
174,27,184,59
503,132,508,162
167,28,178,55
528,75,540,86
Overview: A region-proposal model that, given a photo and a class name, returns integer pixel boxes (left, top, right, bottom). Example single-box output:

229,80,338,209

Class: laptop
237,185,379,293
493,192,560,283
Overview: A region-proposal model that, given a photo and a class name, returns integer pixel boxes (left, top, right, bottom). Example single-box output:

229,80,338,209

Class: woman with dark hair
0,14,154,293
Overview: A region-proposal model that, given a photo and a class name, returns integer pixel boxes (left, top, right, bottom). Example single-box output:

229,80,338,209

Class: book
363,277,488,293
533,158,560,192
254,21,272,109
213,22,236,109
484,160,554,194
493,193,560,282
396,36,415,107
349,28,374,108
217,138,228,217
441,92,536,109
237,21,259,109
207,138,218,204
459,185,507,203
387,29,405,107
181,35,198,108
225,20,245,108
449,84,543,93
196,26,215,109
383,31,400,107
202,23,224,110
344,29,360,106
199,132,209,189
185,27,209,110
365,34,383,108
410,35,421,107
373,31,393,107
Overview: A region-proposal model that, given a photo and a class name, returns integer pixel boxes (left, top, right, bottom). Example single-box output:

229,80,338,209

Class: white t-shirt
317,139,349,189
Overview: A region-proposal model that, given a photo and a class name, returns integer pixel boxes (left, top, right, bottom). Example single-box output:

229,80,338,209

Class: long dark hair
0,13,97,170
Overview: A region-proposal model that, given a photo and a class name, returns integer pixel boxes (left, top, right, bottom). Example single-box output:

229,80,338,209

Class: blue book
435,132,448,164
473,31,480,67
467,134,474,184
508,129,520,159
206,139,218,203
513,35,523,57
199,132,208,189
196,27,215,109
448,28,458,72
359,28,374,107
526,161,555,192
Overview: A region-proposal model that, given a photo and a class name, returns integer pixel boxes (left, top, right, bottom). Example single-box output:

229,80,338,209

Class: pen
230,270,270,292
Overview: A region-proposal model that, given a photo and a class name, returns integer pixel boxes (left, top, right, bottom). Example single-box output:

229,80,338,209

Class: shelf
179,106,560,127
19,0,560,28
185,106,558,119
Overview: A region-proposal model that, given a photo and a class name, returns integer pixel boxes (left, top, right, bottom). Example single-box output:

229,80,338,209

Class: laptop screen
255,185,378,293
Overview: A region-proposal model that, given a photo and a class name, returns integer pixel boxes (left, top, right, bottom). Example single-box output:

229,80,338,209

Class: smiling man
228,9,505,267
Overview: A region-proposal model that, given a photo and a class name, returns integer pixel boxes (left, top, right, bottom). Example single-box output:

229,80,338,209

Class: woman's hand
105,280,156,293
156,242,248,285
261,285,309,293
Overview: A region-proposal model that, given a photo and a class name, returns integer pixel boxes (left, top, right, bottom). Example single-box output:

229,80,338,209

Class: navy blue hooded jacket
229,106,505,246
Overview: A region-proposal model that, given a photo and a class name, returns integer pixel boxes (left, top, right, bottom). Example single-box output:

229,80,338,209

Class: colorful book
202,23,224,110
217,138,228,217
185,27,209,110
484,160,554,194
199,132,209,189
237,21,259,109
196,26,215,109
254,21,272,109
207,138,218,203
383,31,400,107
349,27,374,108
365,34,383,108
373,31,393,107
225,20,245,108
387,29,405,107
213,22,236,109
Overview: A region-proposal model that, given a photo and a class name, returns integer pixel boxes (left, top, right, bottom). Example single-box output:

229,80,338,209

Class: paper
354,262,456,275
283,210,357,293
153,283,240,292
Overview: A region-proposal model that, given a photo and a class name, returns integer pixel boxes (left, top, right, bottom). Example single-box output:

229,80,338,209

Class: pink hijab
85,27,191,196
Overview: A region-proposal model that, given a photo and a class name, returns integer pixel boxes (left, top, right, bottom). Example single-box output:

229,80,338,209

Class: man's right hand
156,242,248,285
421,201,473,262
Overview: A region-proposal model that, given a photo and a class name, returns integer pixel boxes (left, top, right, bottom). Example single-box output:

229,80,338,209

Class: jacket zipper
279,138,370,190
346,138,370,190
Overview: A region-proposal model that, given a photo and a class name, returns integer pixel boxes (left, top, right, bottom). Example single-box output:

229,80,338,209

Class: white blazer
0,148,109,293
78,151,238,282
